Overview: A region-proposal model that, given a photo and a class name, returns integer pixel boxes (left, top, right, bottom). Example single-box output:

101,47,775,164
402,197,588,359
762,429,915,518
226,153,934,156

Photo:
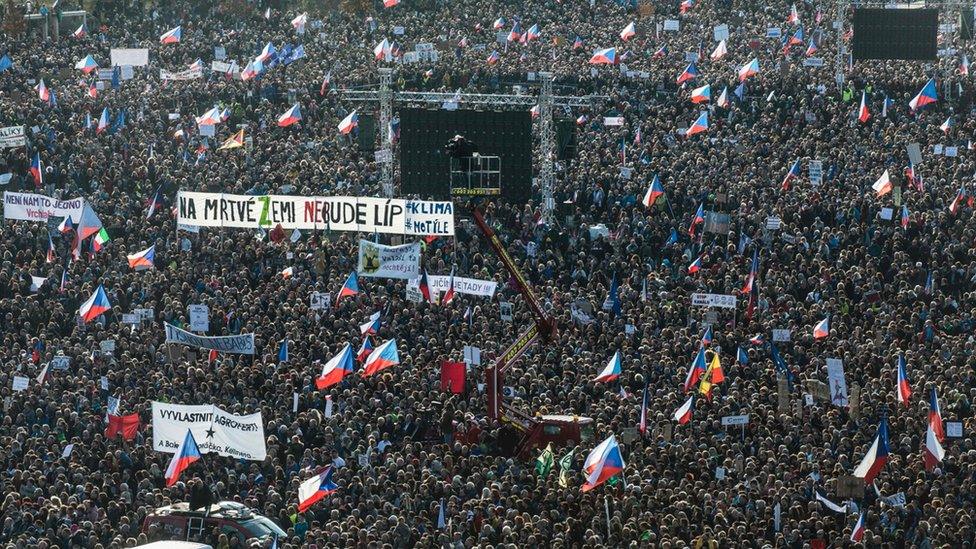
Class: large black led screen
853,8,938,61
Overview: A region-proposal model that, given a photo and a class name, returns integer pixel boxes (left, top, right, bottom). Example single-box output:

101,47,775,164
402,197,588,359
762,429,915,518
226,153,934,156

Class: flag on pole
362,339,400,377
79,285,111,322
218,130,244,150
297,466,338,512
535,443,555,476
593,351,622,383
316,343,355,389
853,417,890,484
896,354,911,406
160,26,182,44
580,435,625,491
858,91,870,123
164,429,201,486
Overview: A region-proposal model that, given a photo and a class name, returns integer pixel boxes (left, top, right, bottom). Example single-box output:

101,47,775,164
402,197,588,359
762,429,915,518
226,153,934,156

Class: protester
0,0,974,547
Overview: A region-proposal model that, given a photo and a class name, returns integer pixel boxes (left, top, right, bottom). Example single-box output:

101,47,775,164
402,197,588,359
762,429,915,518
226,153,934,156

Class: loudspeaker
962,8,974,40
555,119,577,161
357,114,375,152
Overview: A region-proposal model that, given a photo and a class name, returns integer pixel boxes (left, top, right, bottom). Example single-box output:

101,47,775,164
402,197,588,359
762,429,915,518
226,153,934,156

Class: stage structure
342,69,605,223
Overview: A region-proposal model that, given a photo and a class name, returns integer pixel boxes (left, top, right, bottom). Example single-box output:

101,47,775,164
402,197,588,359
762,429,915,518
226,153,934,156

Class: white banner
110,48,149,67
3,192,85,222
160,67,203,81
0,126,25,148
408,275,497,298
176,191,455,236
151,402,266,460
211,61,240,75
357,240,420,279
826,358,849,407
690,293,737,309
164,323,255,354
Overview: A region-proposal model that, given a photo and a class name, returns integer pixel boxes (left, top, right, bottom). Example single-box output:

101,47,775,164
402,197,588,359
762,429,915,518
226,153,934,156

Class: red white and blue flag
277,104,302,127
126,245,155,270
673,394,695,424
850,512,866,542
688,254,703,274
159,26,182,44
688,202,705,235
75,54,98,73
909,78,937,111
360,311,381,335
164,429,201,486
642,175,665,208
356,336,374,362
298,466,338,512
896,354,911,406
853,416,890,484
338,111,359,134
929,387,944,442
690,84,710,103
813,316,830,339
336,272,360,304
593,351,622,383
737,58,759,82
676,62,698,84
781,158,801,190
684,345,707,391
710,40,727,60
97,107,110,134
362,339,400,377
30,152,42,186
581,434,625,491
589,47,616,65
620,22,636,41
925,387,945,470
686,111,708,136
79,284,111,323
316,343,354,389
858,91,870,123
36,79,50,102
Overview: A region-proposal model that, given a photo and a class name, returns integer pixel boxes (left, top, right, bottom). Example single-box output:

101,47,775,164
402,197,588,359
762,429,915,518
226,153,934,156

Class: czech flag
688,254,703,274
673,395,695,424
241,60,261,81
781,158,801,190
581,434,625,492
904,161,918,190
853,416,890,484
316,343,354,389
788,27,804,46
872,170,892,197
593,351,622,383
858,90,870,123
298,467,338,512
75,54,98,73
716,87,730,108
642,175,665,208
620,22,636,41
79,285,111,323
738,58,759,82
360,311,381,335
589,47,616,65
188,58,204,71
336,271,359,304
418,270,433,303
292,12,308,30
58,215,74,233
159,26,182,44
30,152,42,186
940,116,952,134
701,325,713,346
277,104,302,127
486,50,500,65
362,339,400,377
373,39,390,60
961,54,970,76
676,62,698,84
710,40,727,61
684,345,707,391
526,24,540,41
805,35,819,57
126,245,155,270
653,44,668,59
787,3,800,24
573,36,583,50
749,334,765,345
196,106,222,126
924,416,945,471
679,0,693,14
688,202,705,235
72,23,87,38
257,42,277,63
950,187,966,214
46,234,56,263
850,512,866,543
896,354,911,406
492,17,506,29
901,205,910,229
36,79,50,102
929,387,944,442
909,78,937,111
813,316,829,339
690,84,710,103
686,111,708,137
507,23,522,42
356,336,374,362
165,429,201,487
88,80,98,99
384,0,399,7
97,108,110,134
338,110,359,134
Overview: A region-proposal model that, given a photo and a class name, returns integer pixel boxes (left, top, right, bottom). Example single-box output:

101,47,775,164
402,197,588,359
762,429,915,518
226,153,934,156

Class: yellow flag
218,129,244,150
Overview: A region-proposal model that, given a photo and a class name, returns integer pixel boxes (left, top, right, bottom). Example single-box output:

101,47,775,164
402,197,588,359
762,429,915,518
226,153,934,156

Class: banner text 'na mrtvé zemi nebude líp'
176,191,455,236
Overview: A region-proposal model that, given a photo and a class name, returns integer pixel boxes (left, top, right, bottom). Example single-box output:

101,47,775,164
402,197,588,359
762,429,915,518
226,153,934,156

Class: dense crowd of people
1,0,976,546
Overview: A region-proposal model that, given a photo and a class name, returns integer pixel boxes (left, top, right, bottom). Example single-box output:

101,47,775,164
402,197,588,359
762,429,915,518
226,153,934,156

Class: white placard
135,308,154,321
393,26,405,35
663,19,680,31
407,275,497,298
772,329,791,342
945,146,958,157
62,444,74,458
879,207,893,220
804,393,814,406
122,313,140,325
2,192,86,223
690,293,737,309
164,323,255,354
947,421,963,438
99,340,116,354
463,345,481,365
51,356,70,370
721,414,749,426
357,240,420,280
803,58,824,67
292,392,299,413
603,116,624,126
176,191,455,236
826,358,849,407
809,160,823,185
713,24,729,41
405,285,422,303
907,143,922,165
12,376,28,392
110,48,149,67
151,402,266,460
934,144,944,155
324,396,334,418
199,124,215,137
188,304,210,332
310,291,330,310
767,27,782,38
99,376,109,390
0,126,26,148
499,302,513,322
715,466,726,479
214,46,226,60
765,216,782,230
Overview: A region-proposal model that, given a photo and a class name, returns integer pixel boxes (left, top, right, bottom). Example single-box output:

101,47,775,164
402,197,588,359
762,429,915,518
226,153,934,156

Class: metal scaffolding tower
342,70,604,219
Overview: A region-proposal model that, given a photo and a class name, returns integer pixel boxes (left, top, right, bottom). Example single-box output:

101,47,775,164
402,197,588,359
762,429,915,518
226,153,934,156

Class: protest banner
176,191,455,236
407,274,497,298
357,240,421,279
0,126,25,148
3,192,85,223
164,323,255,354
826,358,849,406
109,48,149,66
151,402,266,460
159,67,203,81
188,304,210,332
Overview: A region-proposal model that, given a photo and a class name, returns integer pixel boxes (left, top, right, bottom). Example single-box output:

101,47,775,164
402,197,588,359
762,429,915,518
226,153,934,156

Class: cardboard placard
12,376,28,392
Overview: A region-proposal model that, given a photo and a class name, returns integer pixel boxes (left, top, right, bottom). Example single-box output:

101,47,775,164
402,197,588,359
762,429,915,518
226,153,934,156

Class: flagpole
604,494,611,539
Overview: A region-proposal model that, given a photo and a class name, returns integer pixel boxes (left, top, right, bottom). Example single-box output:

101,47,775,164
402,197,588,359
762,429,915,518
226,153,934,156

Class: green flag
558,447,576,487
536,443,554,477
